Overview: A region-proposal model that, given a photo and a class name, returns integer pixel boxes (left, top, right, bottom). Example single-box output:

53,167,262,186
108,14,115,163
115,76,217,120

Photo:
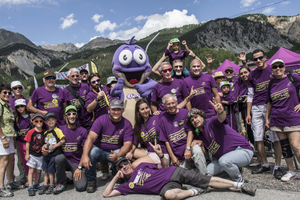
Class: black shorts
160,167,211,197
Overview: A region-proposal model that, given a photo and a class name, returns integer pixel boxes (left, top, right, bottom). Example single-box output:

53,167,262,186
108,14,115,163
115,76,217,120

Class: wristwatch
0,136,6,140
185,146,191,151
77,165,83,170
95,97,99,101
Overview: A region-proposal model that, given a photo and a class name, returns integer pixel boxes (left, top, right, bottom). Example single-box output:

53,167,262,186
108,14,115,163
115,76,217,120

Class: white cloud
110,9,115,13
60,13,78,30
0,0,58,6
108,9,198,40
119,17,131,27
7,16,11,19
75,43,85,48
255,1,261,6
94,20,117,33
262,7,275,14
281,1,290,5
3,25,14,29
193,0,200,4
240,0,256,7
91,14,103,23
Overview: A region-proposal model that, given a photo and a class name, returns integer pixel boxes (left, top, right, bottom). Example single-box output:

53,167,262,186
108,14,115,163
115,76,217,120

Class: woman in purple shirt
126,99,169,167
266,59,300,182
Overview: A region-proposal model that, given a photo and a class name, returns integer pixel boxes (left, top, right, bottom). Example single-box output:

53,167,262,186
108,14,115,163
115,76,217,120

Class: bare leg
6,153,15,182
0,155,8,187
35,170,42,185
164,188,193,200
256,141,268,164
273,141,282,166
49,173,54,185
28,168,35,187
44,172,49,185
133,148,148,159
288,131,300,163
208,177,234,189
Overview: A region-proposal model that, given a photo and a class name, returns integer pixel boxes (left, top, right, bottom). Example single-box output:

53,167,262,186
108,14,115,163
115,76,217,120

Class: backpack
268,73,300,103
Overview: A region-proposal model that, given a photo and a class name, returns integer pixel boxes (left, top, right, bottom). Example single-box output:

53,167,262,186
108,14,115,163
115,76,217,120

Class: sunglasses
34,119,44,123
162,68,172,73
45,76,56,80
216,77,225,80
2,91,12,95
71,75,79,78
91,79,101,84
16,105,25,109
253,55,265,61
174,65,183,68
118,161,129,169
13,86,22,90
172,44,179,46
272,64,284,69
66,112,77,116
225,70,233,74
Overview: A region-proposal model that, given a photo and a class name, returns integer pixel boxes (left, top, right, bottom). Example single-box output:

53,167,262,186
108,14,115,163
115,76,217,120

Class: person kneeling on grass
103,140,257,199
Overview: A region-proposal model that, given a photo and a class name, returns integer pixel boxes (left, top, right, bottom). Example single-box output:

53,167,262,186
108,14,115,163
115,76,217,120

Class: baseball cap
32,113,44,121
110,99,123,109
43,69,56,78
44,112,57,120
271,59,285,66
65,105,77,113
225,67,234,72
106,76,117,86
11,81,25,92
115,157,129,169
220,81,231,89
14,99,27,107
80,68,89,74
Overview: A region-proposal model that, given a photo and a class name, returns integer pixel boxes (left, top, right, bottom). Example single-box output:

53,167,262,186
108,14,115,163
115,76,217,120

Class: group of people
0,37,299,199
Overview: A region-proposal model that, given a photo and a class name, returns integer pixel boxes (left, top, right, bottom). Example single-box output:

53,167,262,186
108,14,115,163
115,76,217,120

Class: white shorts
26,154,43,170
0,137,16,155
251,104,279,142
147,152,169,164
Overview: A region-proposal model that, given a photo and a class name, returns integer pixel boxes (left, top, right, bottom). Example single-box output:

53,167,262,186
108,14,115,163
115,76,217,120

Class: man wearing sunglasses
80,99,133,193
103,140,257,198
8,81,28,111
27,69,67,126
52,105,88,193
151,62,191,113
79,68,89,84
63,68,92,130
246,49,282,178
224,67,239,92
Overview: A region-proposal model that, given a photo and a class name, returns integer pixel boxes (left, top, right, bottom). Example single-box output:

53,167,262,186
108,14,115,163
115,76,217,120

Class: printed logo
178,120,184,126
76,136,81,141
153,120,156,126
171,88,177,94
141,132,145,138
52,94,58,99
173,121,178,127
202,82,206,85
129,182,134,189
83,90,87,94
37,134,42,140
52,99,58,105
126,93,142,99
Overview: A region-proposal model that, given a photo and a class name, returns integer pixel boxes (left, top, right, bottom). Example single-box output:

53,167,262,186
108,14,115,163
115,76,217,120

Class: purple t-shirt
221,91,237,131
133,115,167,154
14,114,31,143
115,163,176,195
63,83,92,126
159,109,190,161
173,74,185,80
193,116,252,159
184,73,217,116
248,65,272,105
90,114,133,151
85,86,111,119
60,125,88,165
9,96,29,110
267,74,300,126
30,86,66,125
164,49,189,65
151,79,189,111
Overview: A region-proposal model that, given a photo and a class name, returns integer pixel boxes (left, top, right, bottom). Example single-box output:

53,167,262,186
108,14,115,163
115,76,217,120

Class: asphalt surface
7,156,300,199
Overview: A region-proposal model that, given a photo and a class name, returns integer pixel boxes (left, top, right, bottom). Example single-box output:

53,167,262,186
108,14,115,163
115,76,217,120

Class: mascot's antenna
145,32,160,53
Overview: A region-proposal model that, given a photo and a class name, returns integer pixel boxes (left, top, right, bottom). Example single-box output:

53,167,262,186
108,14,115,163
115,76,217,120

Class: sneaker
186,185,203,196
6,181,25,190
86,182,96,193
46,185,54,194
241,183,257,196
251,166,270,174
249,160,261,167
281,171,296,182
27,187,35,196
273,167,284,179
38,185,48,195
53,184,65,194
0,187,13,197
33,183,41,191
101,172,109,181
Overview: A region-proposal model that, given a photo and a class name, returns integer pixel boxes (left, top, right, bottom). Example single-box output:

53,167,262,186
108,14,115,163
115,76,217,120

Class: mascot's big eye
133,49,146,65
119,50,132,66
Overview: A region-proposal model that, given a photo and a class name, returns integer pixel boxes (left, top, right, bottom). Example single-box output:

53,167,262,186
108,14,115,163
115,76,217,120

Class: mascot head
112,36,152,88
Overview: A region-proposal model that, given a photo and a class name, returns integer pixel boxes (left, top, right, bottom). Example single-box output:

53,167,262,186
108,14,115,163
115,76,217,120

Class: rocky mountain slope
41,43,78,53
80,37,123,51
0,29,37,49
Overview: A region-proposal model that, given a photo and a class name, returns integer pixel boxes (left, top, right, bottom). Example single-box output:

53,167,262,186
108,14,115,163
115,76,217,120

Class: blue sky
0,0,298,48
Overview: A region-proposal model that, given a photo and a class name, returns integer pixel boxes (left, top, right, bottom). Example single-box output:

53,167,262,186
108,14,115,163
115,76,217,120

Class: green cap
65,105,77,113
170,38,180,43
220,81,231,89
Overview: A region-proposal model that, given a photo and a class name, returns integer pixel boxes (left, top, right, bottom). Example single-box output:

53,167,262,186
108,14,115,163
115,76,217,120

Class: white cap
271,59,285,66
10,81,25,94
14,99,26,107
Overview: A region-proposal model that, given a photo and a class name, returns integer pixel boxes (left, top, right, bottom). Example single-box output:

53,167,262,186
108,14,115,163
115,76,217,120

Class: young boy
38,112,65,195
165,38,190,77
220,81,237,131
24,113,45,196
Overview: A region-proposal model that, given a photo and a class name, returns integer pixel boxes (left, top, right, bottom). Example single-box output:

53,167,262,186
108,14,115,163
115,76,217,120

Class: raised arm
205,54,214,75
238,51,248,67
209,100,226,123
152,53,168,79
188,50,206,69
182,40,190,53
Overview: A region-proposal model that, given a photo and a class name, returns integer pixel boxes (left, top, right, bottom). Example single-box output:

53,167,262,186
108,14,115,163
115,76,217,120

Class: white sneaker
101,172,109,181
249,160,261,167
281,171,296,182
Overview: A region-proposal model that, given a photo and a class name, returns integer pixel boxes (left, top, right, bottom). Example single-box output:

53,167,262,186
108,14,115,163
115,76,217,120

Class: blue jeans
207,146,253,182
86,145,120,183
